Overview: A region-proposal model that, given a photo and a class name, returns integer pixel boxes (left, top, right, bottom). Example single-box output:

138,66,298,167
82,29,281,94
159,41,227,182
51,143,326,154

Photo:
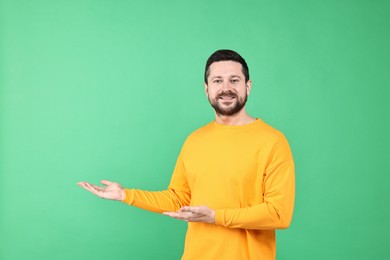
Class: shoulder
176,121,215,153
256,119,293,159
183,121,214,143
256,119,288,142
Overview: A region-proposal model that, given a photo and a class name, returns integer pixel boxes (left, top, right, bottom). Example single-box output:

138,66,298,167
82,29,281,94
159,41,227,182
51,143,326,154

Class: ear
246,80,252,96
204,82,209,97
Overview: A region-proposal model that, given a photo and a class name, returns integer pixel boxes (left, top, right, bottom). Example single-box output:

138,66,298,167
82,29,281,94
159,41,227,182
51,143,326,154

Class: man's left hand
163,206,215,224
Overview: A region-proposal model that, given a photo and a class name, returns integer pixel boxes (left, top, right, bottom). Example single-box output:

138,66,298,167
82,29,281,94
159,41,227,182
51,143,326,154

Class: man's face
205,61,252,116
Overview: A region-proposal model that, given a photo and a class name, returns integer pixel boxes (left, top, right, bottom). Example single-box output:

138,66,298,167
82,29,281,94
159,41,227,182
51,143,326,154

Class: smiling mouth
219,95,236,100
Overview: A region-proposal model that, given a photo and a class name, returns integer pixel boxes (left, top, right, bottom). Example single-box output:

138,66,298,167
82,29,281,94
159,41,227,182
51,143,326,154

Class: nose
221,81,232,90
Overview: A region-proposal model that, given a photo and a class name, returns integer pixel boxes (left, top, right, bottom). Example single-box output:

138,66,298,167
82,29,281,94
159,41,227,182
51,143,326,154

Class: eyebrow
211,75,242,80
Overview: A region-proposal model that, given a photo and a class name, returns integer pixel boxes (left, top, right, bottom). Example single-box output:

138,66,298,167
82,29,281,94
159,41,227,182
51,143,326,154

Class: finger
101,180,112,186
163,212,191,221
88,183,105,192
87,183,105,194
162,212,180,217
78,182,107,199
82,183,104,197
77,182,90,189
81,182,97,193
179,206,191,212
180,206,199,213
78,182,100,190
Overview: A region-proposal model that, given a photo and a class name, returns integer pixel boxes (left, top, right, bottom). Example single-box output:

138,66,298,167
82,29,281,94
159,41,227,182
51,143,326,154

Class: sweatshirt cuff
122,189,135,205
215,209,226,226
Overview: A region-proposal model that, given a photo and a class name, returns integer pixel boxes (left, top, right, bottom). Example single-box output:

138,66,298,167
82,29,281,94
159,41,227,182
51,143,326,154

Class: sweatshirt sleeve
122,151,191,213
215,138,295,230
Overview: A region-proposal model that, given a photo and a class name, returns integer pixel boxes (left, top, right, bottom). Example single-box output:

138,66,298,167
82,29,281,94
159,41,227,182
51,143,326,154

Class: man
78,49,295,260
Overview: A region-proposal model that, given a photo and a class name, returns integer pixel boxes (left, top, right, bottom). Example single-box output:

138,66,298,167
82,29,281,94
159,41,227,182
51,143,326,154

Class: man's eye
231,79,239,83
214,80,222,83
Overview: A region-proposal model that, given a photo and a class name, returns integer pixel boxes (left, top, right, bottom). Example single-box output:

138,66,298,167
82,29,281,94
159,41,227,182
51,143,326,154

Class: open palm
78,180,125,201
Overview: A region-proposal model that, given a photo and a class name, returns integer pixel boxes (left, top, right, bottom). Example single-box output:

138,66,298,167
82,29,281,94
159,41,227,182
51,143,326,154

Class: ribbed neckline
212,118,262,130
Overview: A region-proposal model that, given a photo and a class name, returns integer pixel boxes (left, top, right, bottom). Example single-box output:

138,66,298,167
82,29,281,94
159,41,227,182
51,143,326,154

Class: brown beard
209,90,248,116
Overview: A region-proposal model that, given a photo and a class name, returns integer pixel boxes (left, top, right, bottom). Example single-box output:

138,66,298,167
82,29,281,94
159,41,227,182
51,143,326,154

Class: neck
214,108,256,126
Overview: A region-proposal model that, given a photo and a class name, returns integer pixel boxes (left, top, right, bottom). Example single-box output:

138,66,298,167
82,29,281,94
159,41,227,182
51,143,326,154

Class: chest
182,134,268,188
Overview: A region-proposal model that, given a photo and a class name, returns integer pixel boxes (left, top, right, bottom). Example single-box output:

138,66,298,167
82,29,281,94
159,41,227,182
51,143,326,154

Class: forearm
215,200,293,230
123,188,191,213
216,159,295,230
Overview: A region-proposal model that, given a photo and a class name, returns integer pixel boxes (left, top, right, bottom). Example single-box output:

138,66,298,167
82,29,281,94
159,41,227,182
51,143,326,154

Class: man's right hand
77,180,125,201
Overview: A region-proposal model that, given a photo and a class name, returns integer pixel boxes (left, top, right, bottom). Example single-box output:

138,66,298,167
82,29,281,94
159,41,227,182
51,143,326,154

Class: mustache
216,90,238,99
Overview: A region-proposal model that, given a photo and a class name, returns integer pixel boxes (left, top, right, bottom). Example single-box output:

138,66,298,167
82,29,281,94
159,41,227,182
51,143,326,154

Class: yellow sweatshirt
123,119,295,260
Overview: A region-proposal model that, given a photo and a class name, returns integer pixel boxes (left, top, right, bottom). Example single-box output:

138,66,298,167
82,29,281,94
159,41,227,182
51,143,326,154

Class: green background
1,0,389,259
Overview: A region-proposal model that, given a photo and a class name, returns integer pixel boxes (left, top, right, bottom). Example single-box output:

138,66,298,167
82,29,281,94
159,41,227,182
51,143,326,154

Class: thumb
101,180,113,186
